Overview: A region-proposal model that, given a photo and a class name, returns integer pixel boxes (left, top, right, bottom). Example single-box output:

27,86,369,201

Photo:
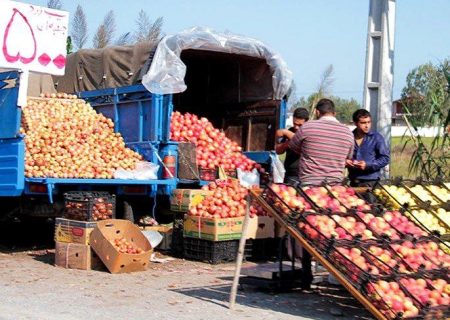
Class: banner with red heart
0,1,68,75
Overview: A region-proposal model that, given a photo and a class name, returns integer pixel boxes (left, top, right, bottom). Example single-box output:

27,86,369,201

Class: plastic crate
183,238,241,264
198,167,217,181
246,238,279,262
63,191,116,221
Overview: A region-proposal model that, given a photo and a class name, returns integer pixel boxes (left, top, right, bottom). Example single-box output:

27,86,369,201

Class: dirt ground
0,246,374,320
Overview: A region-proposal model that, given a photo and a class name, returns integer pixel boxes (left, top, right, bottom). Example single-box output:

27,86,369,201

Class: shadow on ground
171,281,374,320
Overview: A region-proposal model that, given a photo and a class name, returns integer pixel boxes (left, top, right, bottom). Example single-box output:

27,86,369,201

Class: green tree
66,36,73,54
400,60,450,178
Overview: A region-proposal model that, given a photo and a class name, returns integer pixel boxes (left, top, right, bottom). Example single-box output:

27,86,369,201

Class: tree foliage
47,0,62,9
134,10,163,43
400,60,450,179
71,5,88,50
401,60,450,127
66,36,73,54
93,11,116,49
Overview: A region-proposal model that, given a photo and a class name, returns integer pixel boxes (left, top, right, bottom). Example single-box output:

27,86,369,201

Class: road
0,247,373,320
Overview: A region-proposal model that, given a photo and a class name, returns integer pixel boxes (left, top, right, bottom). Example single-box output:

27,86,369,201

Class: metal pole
363,0,396,178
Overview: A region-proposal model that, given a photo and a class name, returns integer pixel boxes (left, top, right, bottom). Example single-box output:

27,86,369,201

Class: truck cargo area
174,49,284,152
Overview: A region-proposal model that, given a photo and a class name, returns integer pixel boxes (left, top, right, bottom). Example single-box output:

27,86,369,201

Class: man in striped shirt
278,98,354,186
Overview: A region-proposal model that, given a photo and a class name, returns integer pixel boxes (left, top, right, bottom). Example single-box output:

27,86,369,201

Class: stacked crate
54,191,116,270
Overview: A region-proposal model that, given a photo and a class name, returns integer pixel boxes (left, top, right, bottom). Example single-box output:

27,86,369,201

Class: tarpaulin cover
52,41,157,93
142,27,293,100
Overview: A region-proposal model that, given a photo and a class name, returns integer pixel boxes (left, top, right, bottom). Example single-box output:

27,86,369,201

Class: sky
25,0,450,105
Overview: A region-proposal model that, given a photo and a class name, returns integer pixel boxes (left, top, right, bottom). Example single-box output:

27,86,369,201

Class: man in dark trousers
347,109,390,187
275,107,309,184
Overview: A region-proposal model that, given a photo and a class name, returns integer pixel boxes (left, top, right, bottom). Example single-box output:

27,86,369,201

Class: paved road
0,248,373,320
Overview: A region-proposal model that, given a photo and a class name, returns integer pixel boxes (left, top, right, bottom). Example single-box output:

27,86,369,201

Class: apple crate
373,180,423,211
324,243,396,289
363,279,423,320
388,238,450,273
396,273,450,319
401,179,449,209
198,167,217,181
400,208,449,240
295,212,355,253
63,191,116,222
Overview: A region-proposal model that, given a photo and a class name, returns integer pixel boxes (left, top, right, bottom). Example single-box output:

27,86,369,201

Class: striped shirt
288,116,354,186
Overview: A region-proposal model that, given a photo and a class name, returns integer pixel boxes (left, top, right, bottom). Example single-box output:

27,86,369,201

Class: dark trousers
283,175,312,289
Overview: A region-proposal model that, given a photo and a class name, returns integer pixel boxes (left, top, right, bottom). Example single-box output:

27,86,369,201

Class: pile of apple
374,185,418,209
113,237,144,254
269,184,311,214
366,280,420,318
189,179,249,218
328,186,372,211
427,185,450,202
170,112,259,172
298,214,374,241
407,209,448,235
302,187,347,212
400,278,450,307
22,95,142,178
435,208,450,227
390,241,450,271
366,245,411,273
333,247,390,277
408,185,441,205
357,211,427,239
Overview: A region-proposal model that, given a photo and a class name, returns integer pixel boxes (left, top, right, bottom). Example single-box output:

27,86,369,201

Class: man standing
275,108,309,184
347,109,390,187
276,98,353,290
281,98,354,186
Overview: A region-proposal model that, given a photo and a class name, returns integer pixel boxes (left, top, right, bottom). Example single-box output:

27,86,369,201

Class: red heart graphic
38,53,51,66
52,54,66,69
2,8,37,64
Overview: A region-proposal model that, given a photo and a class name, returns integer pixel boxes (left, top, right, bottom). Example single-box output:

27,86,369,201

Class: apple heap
390,241,450,271
330,214,374,240
366,280,420,318
408,185,440,205
269,184,311,214
374,185,417,209
407,209,447,235
170,112,259,172
334,247,388,276
400,278,450,307
358,211,427,238
435,208,450,227
302,187,347,212
366,245,411,273
427,185,450,202
328,186,371,211
445,182,450,189
189,179,250,218
22,96,142,178
113,237,144,254
357,212,401,239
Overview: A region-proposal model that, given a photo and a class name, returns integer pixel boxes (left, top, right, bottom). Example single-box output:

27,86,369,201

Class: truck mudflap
0,138,25,196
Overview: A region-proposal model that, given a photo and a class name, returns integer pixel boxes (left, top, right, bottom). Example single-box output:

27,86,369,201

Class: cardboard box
54,242,103,270
170,189,212,212
55,218,97,245
90,219,153,274
246,216,275,239
183,215,244,241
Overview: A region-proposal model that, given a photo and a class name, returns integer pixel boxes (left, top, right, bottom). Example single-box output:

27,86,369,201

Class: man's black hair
352,109,372,123
293,107,309,120
316,98,335,115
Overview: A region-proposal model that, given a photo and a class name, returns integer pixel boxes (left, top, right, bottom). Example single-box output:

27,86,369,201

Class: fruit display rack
252,183,450,320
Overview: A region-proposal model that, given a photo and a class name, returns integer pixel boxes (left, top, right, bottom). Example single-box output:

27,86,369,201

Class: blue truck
0,47,287,220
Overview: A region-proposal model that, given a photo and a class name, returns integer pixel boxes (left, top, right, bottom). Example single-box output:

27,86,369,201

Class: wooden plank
250,190,387,320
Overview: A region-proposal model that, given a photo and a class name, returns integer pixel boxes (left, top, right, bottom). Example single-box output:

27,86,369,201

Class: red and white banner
0,0,69,75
